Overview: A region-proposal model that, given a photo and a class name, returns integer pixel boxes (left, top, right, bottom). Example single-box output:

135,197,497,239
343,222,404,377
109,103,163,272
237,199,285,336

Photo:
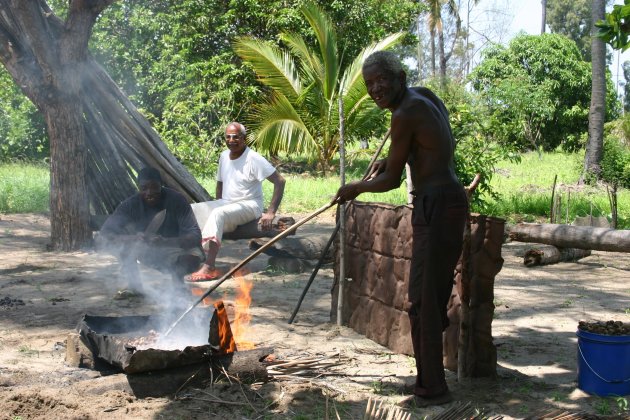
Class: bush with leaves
425,80,521,210
601,134,630,189
0,71,47,162
469,34,619,153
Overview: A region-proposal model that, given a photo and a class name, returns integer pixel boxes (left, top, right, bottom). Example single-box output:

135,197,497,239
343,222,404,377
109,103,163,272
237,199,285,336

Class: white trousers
191,199,261,251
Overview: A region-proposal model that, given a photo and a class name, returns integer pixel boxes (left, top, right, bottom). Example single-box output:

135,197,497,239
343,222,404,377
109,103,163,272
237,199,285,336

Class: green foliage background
87,0,421,177
0,0,627,225
469,34,620,153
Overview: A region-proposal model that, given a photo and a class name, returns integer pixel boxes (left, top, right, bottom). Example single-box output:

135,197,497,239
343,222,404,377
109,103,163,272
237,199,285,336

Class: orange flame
213,300,236,354
231,268,255,350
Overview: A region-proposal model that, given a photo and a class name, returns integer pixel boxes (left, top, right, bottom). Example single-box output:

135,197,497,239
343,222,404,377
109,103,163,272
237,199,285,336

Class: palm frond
233,37,302,99
345,101,386,140
249,93,318,158
445,0,461,31
279,33,322,85
298,80,332,120
427,0,442,31
300,1,339,101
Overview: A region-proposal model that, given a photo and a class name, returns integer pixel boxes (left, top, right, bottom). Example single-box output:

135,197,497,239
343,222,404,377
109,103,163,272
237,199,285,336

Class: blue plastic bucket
576,329,630,396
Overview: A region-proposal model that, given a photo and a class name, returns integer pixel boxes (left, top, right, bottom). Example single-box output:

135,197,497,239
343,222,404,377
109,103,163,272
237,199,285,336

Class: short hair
226,122,246,137
137,167,162,184
362,51,403,76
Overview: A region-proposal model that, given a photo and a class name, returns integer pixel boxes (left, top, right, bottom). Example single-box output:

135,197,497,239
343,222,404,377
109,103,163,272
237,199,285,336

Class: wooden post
337,97,346,326
550,174,558,223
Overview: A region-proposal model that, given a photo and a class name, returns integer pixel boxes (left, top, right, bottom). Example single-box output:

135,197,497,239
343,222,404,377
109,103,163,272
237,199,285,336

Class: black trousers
409,184,468,397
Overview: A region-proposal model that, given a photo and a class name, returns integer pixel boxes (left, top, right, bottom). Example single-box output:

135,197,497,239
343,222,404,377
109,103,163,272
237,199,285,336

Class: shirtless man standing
335,51,468,407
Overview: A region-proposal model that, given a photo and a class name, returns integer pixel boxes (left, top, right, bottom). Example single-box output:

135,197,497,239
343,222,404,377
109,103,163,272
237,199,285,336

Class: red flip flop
184,269,221,282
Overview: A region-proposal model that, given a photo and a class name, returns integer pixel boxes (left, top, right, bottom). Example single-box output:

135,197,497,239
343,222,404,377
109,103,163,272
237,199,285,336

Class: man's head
362,51,406,110
225,122,247,158
137,167,163,207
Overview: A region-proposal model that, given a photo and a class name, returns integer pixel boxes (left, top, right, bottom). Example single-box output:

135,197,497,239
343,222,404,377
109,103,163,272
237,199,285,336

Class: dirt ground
0,212,629,420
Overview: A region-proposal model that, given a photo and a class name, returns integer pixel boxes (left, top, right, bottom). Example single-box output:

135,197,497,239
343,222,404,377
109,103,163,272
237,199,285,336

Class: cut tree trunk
523,244,591,267
509,223,630,253
453,214,504,380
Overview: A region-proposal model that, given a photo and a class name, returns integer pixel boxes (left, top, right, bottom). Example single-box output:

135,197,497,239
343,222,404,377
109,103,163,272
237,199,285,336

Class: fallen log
248,234,334,261
509,223,630,253
523,244,591,267
223,216,296,240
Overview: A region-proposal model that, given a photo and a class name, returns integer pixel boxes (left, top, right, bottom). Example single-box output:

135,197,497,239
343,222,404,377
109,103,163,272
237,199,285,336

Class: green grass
0,163,49,213
2,152,628,228
483,151,630,228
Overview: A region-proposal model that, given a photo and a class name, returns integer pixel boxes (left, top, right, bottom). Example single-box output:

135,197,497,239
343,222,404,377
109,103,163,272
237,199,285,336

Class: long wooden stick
287,129,391,324
164,200,337,336
549,174,558,223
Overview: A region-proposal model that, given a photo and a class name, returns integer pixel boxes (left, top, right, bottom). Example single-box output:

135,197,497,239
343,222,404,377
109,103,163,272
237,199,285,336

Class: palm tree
584,0,606,181
233,1,403,172
541,0,547,34
426,0,461,87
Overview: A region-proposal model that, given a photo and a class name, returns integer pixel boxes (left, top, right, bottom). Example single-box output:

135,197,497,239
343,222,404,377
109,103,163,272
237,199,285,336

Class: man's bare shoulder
405,86,449,121
392,88,438,120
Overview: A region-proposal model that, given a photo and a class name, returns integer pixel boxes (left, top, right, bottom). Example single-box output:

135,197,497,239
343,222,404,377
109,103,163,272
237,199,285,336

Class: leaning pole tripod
287,129,391,324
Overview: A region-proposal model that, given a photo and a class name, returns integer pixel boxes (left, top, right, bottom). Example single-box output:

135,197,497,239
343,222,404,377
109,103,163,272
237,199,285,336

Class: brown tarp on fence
332,201,504,377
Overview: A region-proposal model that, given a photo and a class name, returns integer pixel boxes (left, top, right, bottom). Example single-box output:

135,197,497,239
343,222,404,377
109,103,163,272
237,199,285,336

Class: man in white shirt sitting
187,122,285,281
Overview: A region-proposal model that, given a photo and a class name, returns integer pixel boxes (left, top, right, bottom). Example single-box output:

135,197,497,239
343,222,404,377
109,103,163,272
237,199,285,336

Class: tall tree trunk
430,28,436,77
439,27,447,89
584,0,606,181
541,0,547,34
46,97,91,250
417,14,424,82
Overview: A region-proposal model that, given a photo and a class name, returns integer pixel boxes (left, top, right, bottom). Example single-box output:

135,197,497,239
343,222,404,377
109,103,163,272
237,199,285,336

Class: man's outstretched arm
260,171,286,230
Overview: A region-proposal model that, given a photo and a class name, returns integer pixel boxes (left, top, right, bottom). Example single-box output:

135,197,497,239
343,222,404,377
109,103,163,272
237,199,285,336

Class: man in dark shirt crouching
96,167,203,298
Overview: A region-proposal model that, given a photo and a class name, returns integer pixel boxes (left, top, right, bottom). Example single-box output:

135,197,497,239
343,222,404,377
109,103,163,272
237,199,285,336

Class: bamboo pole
337,97,346,326
287,129,391,324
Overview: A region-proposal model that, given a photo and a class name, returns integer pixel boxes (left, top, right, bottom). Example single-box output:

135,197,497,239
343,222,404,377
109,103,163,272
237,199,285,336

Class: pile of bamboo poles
265,352,346,379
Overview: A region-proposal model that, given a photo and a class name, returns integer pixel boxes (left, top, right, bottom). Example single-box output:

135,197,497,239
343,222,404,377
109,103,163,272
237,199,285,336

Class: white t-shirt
217,147,276,211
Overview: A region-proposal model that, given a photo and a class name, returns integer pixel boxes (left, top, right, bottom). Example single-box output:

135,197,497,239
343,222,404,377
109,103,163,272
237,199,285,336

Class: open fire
189,267,255,352
75,267,259,374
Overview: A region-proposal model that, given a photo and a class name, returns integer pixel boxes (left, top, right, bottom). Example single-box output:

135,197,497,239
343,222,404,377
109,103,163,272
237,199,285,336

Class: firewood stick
268,353,340,368
164,200,338,336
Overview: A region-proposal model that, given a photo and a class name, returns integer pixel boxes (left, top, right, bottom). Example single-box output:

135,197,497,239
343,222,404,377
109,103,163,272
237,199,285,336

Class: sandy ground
0,212,629,420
